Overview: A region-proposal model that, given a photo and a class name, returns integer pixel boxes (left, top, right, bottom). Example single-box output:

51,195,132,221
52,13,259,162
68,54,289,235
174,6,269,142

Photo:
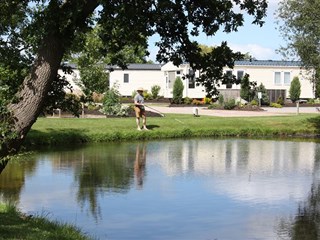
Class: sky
147,0,285,63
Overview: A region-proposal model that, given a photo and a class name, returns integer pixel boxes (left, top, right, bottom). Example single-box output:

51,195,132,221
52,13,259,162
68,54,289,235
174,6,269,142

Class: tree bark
1,0,99,158
6,36,65,154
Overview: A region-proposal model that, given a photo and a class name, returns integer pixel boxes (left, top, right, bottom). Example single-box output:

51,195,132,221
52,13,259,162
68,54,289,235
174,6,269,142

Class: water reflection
0,139,320,239
134,143,146,189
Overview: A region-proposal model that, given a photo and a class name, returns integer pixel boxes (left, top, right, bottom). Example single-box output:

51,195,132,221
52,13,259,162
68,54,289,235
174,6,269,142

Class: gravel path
145,105,320,117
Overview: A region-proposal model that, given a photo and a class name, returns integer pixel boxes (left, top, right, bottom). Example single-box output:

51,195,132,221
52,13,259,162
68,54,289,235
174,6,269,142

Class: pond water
1,138,320,240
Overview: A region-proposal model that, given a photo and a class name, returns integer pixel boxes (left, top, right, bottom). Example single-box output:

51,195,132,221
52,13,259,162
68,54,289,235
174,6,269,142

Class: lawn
25,113,320,147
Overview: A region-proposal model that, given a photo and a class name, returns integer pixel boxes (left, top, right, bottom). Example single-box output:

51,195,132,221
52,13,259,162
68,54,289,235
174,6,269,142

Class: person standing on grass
134,87,149,131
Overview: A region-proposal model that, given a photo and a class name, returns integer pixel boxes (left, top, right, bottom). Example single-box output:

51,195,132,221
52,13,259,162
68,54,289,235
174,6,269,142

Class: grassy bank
25,113,320,147
0,203,93,240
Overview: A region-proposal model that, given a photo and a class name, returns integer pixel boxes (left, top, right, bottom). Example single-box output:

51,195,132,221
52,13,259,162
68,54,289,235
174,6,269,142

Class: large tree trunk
4,36,65,155
1,0,99,158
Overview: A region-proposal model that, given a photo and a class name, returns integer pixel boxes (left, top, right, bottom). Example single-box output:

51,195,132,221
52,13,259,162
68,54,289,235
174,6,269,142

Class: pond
1,138,320,240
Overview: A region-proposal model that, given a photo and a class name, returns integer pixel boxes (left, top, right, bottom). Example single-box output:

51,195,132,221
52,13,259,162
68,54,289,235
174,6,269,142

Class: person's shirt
134,93,144,105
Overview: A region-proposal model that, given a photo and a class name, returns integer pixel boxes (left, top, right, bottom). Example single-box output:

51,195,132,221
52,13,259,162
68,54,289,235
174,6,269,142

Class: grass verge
24,113,320,147
0,203,93,240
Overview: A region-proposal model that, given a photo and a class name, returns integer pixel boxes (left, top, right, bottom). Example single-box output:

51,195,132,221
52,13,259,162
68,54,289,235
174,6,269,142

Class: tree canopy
0,0,268,158
277,0,320,96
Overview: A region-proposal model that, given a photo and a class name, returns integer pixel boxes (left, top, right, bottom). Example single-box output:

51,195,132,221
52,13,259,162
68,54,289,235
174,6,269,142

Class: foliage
218,94,224,106
277,0,320,96
191,99,203,105
143,91,152,100
250,99,258,106
172,77,184,104
240,74,257,102
277,96,284,105
270,102,283,108
183,97,193,104
203,97,212,104
224,98,236,110
151,85,161,99
289,76,301,102
208,103,221,109
255,83,270,105
43,74,82,117
101,84,128,116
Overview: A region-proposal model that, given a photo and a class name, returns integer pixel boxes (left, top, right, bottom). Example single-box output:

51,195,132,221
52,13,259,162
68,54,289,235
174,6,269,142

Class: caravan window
124,73,129,83
274,72,281,85
226,70,233,88
284,72,291,85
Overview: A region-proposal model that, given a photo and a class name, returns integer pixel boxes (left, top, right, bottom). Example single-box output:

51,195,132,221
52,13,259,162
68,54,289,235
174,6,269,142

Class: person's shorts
134,106,145,118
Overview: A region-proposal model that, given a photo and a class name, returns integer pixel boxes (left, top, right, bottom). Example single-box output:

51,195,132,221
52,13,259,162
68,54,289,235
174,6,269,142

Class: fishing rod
144,105,165,117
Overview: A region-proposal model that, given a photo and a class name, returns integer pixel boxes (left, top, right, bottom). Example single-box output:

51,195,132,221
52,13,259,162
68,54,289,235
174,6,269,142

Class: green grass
0,203,94,240
25,113,320,147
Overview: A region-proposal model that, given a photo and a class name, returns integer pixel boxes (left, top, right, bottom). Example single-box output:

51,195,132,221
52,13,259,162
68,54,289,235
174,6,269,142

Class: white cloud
228,43,280,60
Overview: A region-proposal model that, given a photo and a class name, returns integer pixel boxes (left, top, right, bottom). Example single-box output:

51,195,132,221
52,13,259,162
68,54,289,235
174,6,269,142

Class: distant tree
72,25,148,95
277,0,320,97
198,44,215,55
240,74,256,102
256,83,269,105
172,77,184,104
289,76,301,103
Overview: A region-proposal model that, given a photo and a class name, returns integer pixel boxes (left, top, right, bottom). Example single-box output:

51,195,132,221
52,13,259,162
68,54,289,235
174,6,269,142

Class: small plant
218,94,224,106
208,103,220,109
250,99,258,106
143,91,152,100
224,98,236,110
270,102,283,108
184,97,193,104
102,83,129,116
277,96,284,105
203,97,212,104
151,85,161,99
192,99,203,105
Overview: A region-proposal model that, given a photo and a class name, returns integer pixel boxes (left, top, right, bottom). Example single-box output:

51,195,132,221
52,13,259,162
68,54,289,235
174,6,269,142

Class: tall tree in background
72,25,149,95
240,74,256,102
289,76,301,103
0,0,268,158
277,0,320,97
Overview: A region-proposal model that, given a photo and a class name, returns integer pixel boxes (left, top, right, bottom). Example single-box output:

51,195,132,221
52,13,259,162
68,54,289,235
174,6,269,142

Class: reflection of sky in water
1,139,320,240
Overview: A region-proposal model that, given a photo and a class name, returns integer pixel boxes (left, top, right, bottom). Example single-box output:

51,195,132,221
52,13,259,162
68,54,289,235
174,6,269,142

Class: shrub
184,97,193,104
218,94,224,106
143,91,152,100
192,99,203,105
250,99,258,106
270,102,283,108
208,103,221,109
102,84,128,116
256,83,269,106
203,97,212,104
240,74,256,102
224,98,236,110
277,96,284,105
151,85,161,99
172,77,184,104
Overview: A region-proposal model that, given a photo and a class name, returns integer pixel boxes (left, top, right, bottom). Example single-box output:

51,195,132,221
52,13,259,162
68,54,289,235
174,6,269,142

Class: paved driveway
145,105,320,117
